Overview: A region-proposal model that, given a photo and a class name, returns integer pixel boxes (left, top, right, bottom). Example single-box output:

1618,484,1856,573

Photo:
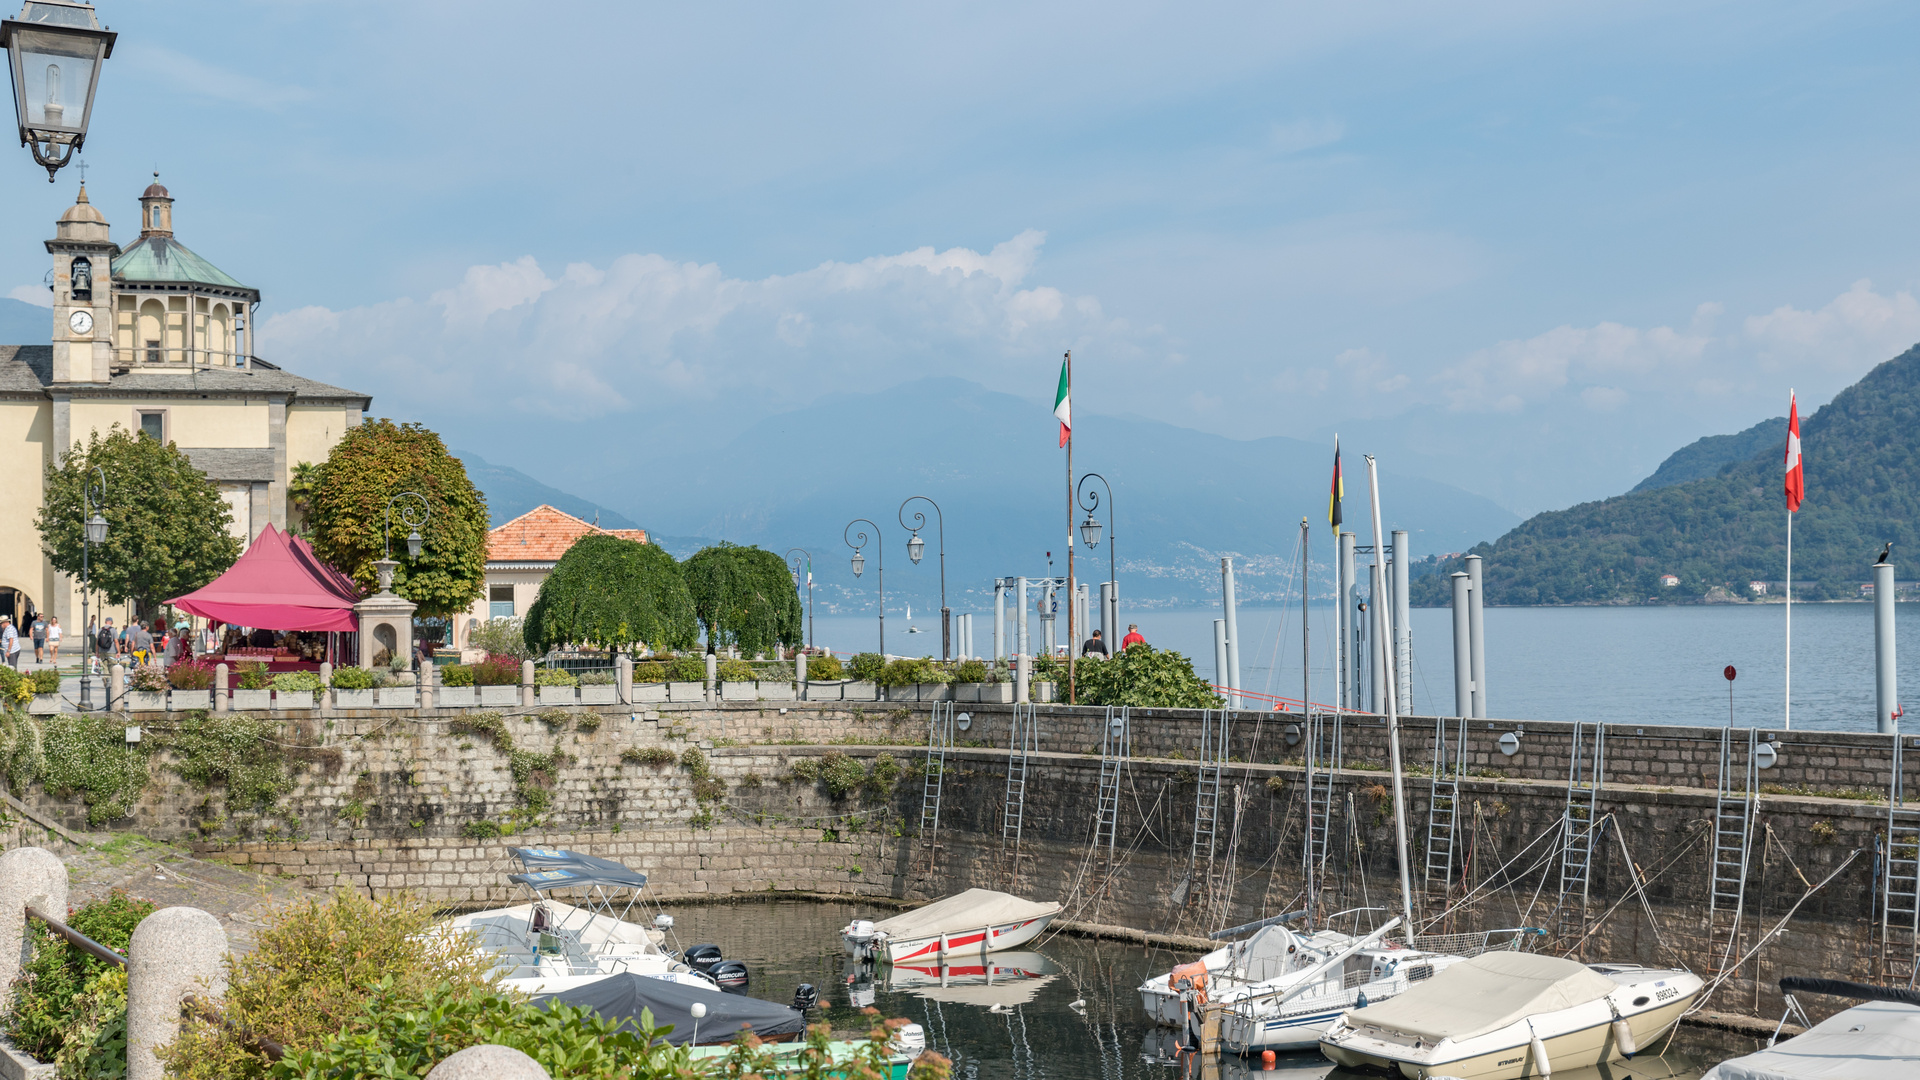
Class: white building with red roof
457,505,648,647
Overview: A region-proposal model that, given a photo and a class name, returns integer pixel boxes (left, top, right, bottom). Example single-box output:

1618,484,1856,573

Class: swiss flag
1784,392,1804,513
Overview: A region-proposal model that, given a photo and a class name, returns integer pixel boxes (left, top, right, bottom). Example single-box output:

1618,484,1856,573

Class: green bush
848,653,885,682
533,668,578,687
39,713,151,824
878,657,944,688
573,712,602,732
236,661,270,691
329,666,376,690
270,671,323,693
447,711,512,752
666,655,706,682
28,667,62,694
1,889,152,1063
805,653,844,680
438,663,474,687
952,659,990,683
128,663,168,692
632,661,666,683
467,616,531,661
537,707,573,731
621,746,676,767
1068,645,1222,709
168,711,293,813
819,751,867,797
716,659,754,683
469,654,522,686
0,665,27,704
577,669,614,686
459,820,502,839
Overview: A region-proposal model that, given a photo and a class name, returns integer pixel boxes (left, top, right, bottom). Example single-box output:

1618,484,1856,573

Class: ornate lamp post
78,463,104,709
785,547,813,650
379,491,430,592
844,519,883,656
1077,472,1115,639
898,496,948,660
1,0,114,181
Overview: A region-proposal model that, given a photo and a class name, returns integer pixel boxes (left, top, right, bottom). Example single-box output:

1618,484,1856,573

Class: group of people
0,613,63,668
1080,623,1148,657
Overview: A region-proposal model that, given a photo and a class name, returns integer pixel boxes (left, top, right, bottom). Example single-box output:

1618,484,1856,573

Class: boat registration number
1655,987,1680,1002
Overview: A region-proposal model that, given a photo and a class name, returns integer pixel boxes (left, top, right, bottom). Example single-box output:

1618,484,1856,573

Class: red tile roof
487,505,649,562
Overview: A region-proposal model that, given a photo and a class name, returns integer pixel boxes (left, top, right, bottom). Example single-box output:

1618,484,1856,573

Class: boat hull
877,912,1056,964
1321,991,1696,1080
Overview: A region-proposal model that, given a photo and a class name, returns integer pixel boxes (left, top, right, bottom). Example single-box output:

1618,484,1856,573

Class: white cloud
1434,320,1709,412
1743,279,1920,370
8,285,50,307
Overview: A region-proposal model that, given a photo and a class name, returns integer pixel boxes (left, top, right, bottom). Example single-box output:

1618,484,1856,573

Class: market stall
168,525,362,669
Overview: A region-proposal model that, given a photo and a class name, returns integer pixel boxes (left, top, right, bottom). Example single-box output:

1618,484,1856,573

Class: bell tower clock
45,183,118,383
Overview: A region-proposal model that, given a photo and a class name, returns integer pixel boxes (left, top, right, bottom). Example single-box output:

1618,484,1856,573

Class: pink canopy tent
168,525,363,632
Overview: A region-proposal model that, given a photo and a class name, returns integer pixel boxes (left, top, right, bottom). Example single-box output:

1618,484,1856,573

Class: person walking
95,618,114,674
129,620,152,666
1081,628,1109,657
46,616,61,662
29,613,46,663
2,616,19,670
1121,623,1146,650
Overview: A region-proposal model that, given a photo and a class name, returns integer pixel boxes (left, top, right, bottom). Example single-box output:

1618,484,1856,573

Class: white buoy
1530,1031,1552,1077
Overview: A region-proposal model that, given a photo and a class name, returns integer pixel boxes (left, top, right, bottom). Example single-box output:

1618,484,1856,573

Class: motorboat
1701,975,1920,1080
1139,912,1363,1027
533,971,808,1045
440,847,722,994
1319,951,1701,1080
881,948,1060,1009
842,888,1061,963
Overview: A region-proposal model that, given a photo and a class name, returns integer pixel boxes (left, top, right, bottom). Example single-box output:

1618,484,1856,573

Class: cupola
138,172,172,237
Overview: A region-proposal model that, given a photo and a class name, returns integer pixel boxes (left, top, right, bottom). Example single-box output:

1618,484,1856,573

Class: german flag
1328,437,1344,536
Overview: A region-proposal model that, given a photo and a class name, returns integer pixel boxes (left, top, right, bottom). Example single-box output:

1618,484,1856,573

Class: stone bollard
1015,653,1031,704
319,661,333,712
521,659,536,708
109,661,125,710
214,663,229,713
796,650,808,700
616,654,632,705
419,660,435,711
128,907,228,1080
0,847,69,991
704,652,717,705
426,1045,551,1079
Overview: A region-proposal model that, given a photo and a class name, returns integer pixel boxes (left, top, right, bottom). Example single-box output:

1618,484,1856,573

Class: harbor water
663,898,1767,1079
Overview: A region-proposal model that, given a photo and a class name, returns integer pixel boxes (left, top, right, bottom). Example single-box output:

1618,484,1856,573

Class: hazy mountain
0,298,49,344
452,448,642,530
1631,416,1785,493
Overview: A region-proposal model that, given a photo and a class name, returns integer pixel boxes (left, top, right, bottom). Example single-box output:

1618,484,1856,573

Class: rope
1686,846,1865,1017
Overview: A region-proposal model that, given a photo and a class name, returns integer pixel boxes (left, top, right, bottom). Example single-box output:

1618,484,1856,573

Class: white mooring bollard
0,846,68,992
127,907,228,1080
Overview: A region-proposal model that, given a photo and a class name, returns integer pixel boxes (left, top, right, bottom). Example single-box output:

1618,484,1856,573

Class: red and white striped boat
842,889,1062,964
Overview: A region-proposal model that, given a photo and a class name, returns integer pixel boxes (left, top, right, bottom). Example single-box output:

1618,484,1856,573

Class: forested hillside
1630,415,1785,492
1412,343,1920,605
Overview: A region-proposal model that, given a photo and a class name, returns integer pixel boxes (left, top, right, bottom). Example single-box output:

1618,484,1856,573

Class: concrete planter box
667,681,705,702
478,685,519,707
957,682,1013,703
127,690,167,711
376,687,416,708
845,681,878,700
1,1037,53,1079
229,689,271,711
538,685,578,705
274,691,321,710
28,692,59,714
803,681,843,701
436,685,477,708
631,683,669,703
164,690,208,711
335,688,376,708
915,683,952,701
757,681,797,701
1034,681,1056,703
719,682,757,701
579,685,617,705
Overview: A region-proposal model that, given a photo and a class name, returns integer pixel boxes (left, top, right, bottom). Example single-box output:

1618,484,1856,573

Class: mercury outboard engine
792,983,819,1011
710,960,750,990
681,943,724,974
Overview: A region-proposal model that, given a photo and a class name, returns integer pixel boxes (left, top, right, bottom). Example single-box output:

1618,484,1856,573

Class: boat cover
1701,1001,1920,1080
1232,925,1305,983
534,972,808,1045
872,889,1060,939
513,847,648,883
510,865,649,892
1343,952,1616,1042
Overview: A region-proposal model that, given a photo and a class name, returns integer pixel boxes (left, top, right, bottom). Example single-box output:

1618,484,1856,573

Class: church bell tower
45,182,117,384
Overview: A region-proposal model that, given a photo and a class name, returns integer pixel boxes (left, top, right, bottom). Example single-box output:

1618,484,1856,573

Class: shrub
806,653,844,680
573,712,602,733
621,746,676,767
329,666,376,690
863,752,903,798
438,663,475,687
168,711,294,813
577,669,614,686
469,654,522,686
952,659,990,684
236,661,271,690
39,713,151,823
1,889,154,1062
27,667,62,694
128,663,169,692
460,819,502,839
716,659,754,683
848,652,885,682
878,657,944,688
0,665,26,704
270,671,323,694
632,661,666,683
537,707,573,731
447,711,512,752
1069,644,1222,709
666,655,706,682
532,668,578,687
467,616,531,661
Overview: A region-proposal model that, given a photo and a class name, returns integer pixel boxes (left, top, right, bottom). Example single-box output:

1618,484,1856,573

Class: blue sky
4,1,1919,517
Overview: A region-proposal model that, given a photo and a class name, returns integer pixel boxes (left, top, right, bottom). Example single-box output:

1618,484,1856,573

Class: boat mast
1364,455,1418,945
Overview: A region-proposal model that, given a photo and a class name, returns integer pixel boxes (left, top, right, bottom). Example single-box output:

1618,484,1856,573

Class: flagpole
1066,350,1077,705
1786,507,1793,732
1786,387,1797,732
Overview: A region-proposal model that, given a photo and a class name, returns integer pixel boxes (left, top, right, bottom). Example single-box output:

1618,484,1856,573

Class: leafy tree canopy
304,420,489,618
524,535,697,654
683,543,802,654
1037,646,1221,708
36,425,241,614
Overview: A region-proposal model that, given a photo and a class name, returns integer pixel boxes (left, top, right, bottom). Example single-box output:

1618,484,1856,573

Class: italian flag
1053,358,1071,447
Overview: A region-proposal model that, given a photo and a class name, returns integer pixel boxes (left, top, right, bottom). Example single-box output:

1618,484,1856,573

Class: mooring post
418,660,434,711
1877,560,1897,734
1015,652,1031,704
704,652,717,705
318,661,333,712
0,847,68,992
1466,554,1487,719
616,654,632,705
1451,572,1472,718
213,662,229,714
426,1045,552,1079
1213,619,1229,699
1393,529,1412,710
109,660,124,710
127,907,228,1080
521,659,536,708
1222,558,1242,709
795,649,807,698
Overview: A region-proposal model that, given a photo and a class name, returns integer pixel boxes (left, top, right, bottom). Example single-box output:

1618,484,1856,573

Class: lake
805,601,1915,733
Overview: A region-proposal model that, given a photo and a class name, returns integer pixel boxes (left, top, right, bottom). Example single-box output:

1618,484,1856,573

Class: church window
137,411,165,442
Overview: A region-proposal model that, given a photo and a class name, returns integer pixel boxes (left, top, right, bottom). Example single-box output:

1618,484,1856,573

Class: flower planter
667,681,705,702
914,683,952,702
844,681,879,701
631,683,669,703
757,681,797,701
476,685,519,707
166,690,210,711
28,692,58,715
127,690,167,711
273,691,321,710
538,685,578,705
376,687,416,708
1033,681,1056,704
719,682,757,702
803,681,844,701
436,685,477,708
334,688,376,709
579,685,617,705
229,689,271,711
1,1038,52,1079
966,682,1014,704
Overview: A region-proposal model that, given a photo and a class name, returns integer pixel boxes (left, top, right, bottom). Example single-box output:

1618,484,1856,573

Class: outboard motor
682,943,724,974
791,983,819,1012
710,960,750,990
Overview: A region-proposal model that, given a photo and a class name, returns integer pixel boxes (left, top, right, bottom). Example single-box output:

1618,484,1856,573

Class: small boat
842,888,1061,963
533,971,807,1045
1139,912,1360,1027
1701,975,1920,1080
882,949,1060,1009
1319,951,1701,1079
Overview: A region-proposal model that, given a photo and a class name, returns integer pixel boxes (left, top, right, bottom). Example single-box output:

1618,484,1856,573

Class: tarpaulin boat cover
1232,925,1306,983
509,865,649,892
1344,952,1617,1043
534,973,808,1045
872,889,1060,939
168,524,362,632
1701,1001,1920,1080
512,847,647,884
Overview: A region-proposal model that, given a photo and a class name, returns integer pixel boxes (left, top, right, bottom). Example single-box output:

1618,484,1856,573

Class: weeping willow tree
682,543,803,655
523,536,697,654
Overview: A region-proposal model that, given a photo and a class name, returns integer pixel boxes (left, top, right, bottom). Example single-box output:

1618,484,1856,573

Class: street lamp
785,547,813,650
78,463,104,710
384,491,430,561
844,519,883,655
1077,472,1116,643
1,0,114,181
898,496,948,661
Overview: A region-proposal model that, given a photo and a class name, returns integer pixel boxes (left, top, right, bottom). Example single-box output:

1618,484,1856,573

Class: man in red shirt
1121,624,1146,650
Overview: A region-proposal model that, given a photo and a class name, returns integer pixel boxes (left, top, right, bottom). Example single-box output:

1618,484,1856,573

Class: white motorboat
1701,976,1920,1080
842,888,1061,964
1138,914,1360,1027
1319,951,1701,1080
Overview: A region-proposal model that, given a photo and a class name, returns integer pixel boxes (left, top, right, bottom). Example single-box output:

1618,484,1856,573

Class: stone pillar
426,1045,551,1079
354,558,418,672
214,663,229,714
616,654,632,705
795,649,807,699
704,652,717,705
418,660,434,711
1015,653,1031,704
0,847,68,992
319,661,333,712
109,661,125,710
521,660,536,708
127,907,228,1080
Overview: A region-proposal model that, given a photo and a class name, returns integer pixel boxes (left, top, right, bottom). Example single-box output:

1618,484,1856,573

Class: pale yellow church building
0,179,369,629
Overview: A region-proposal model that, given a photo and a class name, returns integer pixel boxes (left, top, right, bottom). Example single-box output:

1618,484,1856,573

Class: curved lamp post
1,0,115,181
785,547,813,650
378,491,430,596
844,519,883,656
898,496,948,661
78,464,105,710
1077,472,1115,641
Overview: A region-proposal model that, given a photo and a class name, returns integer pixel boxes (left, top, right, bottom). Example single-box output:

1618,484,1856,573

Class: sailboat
905,604,923,633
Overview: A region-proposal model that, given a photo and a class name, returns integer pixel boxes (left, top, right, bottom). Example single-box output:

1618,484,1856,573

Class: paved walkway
62,834,315,956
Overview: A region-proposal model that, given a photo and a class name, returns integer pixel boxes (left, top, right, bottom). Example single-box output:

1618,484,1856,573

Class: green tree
523,535,697,653
305,420,489,618
1043,645,1222,709
683,543,802,654
36,425,241,615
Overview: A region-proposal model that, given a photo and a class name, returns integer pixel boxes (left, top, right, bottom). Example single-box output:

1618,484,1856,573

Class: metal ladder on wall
1708,726,1759,974
1001,702,1039,887
918,702,956,869
1183,708,1231,918
1424,715,1468,901
1555,720,1607,948
1881,728,1920,983
1092,706,1131,865
1303,710,1344,922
